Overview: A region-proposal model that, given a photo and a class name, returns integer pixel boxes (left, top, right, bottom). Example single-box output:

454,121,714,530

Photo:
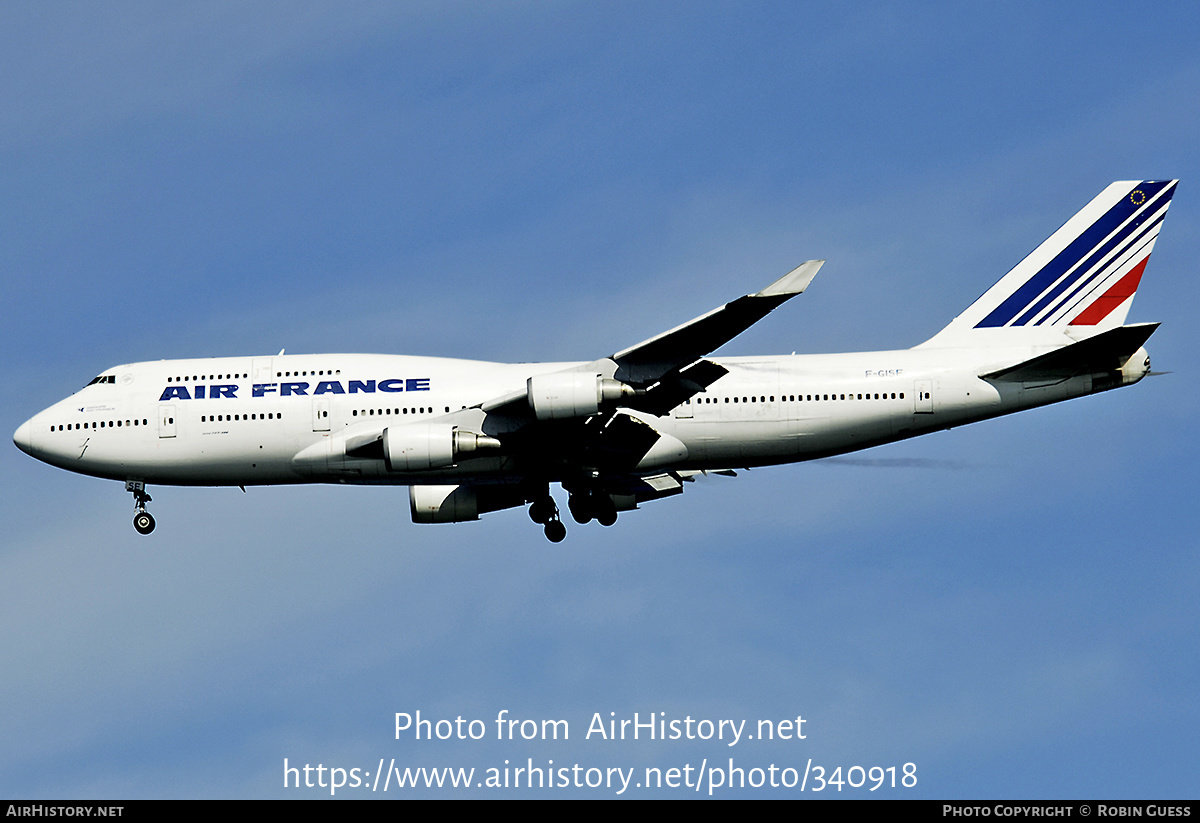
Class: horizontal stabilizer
982,323,1158,382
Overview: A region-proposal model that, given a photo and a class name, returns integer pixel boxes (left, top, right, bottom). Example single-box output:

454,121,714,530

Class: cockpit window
85,375,116,387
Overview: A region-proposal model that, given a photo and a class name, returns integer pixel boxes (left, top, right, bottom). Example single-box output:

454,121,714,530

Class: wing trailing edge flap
982,323,1159,383
605,471,687,509
578,411,664,470
605,467,741,510
623,358,729,416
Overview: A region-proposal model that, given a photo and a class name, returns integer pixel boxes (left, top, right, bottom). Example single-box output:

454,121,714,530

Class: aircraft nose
14,418,33,456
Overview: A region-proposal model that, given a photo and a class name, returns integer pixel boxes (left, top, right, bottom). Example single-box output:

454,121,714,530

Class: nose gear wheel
126,481,155,535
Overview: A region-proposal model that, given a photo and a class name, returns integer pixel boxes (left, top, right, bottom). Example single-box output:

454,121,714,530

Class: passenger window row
167,369,350,382
690,392,905,404
51,419,149,432
168,373,247,382
201,413,282,422
353,407,451,417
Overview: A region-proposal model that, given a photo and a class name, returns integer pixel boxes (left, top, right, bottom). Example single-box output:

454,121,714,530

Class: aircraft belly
991,375,1093,416
122,443,304,485
676,418,803,464
69,421,310,486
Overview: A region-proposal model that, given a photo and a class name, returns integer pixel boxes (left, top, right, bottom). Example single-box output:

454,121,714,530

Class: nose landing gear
126,480,155,535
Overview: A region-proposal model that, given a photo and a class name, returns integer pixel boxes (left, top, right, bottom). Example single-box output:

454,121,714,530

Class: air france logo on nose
159,378,431,402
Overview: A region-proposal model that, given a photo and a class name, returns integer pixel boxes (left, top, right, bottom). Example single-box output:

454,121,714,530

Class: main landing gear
528,494,567,543
567,490,618,527
527,487,620,542
126,480,155,535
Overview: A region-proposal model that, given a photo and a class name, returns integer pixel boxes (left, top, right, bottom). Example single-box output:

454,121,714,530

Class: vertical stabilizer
921,181,1176,347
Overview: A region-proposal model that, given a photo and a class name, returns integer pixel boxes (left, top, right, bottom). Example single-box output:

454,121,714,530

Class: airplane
13,180,1176,542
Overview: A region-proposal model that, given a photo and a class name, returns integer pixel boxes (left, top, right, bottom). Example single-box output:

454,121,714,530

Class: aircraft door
914,380,934,414
159,404,177,438
252,358,273,384
312,398,330,432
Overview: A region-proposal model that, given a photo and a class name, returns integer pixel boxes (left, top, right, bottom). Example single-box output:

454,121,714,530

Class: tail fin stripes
1021,201,1166,327
924,181,1176,345
1069,255,1150,327
976,181,1174,328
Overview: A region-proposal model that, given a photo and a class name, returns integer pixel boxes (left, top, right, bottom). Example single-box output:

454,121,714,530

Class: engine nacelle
383,425,500,472
410,483,528,523
527,372,633,420
410,485,479,523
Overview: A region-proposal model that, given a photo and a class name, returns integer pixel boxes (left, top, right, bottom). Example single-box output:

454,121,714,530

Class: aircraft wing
610,259,824,384
480,260,824,419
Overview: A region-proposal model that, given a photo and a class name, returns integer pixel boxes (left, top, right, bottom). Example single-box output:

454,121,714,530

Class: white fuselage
13,344,1115,489
11,181,1168,540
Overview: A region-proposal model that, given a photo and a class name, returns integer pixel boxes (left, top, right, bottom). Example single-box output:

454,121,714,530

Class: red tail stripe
1069,256,1149,326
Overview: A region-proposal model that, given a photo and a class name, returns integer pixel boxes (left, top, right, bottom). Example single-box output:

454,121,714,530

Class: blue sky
3,2,1199,798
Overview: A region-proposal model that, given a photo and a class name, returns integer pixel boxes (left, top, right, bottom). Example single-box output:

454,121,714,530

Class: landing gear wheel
544,518,567,543
590,491,618,526
567,494,593,524
126,481,155,535
133,511,156,535
529,496,556,525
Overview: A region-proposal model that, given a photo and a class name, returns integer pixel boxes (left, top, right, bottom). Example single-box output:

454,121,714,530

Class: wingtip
756,259,825,297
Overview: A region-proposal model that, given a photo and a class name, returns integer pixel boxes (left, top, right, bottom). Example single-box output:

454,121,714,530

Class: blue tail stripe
1033,210,1166,325
1015,193,1171,326
975,181,1172,328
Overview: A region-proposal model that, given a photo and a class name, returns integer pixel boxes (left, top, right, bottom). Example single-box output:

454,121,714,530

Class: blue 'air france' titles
158,378,431,402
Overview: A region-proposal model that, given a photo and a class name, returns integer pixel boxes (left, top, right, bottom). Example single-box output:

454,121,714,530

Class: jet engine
409,484,526,523
527,372,633,420
383,424,500,472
